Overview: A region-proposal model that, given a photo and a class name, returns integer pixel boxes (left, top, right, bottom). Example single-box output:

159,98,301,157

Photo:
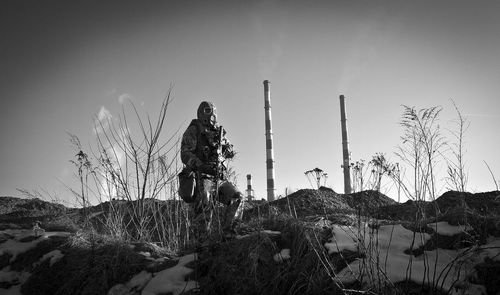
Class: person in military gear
179,101,243,238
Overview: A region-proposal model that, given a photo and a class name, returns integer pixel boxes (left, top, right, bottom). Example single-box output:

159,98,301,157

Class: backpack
178,167,196,203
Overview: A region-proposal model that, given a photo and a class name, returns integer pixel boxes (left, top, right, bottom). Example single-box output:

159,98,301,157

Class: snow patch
273,249,291,263
0,266,18,283
138,251,151,258
0,230,70,263
44,231,71,238
236,230,281,240
0,237,42,262
325,224,431,255
0,266,30,294
34,250,64,267
324,225,358,254
330,223,500,294
141,253,198,295
427,221,472,236
0,284,21,295
108,270,153,295
128,270,152,290
2,229,35,241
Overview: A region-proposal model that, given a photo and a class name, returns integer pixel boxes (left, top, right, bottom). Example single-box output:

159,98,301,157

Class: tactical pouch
178,168,196,203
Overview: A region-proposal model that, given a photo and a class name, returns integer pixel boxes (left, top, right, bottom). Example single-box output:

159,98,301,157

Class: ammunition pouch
178,167,196,203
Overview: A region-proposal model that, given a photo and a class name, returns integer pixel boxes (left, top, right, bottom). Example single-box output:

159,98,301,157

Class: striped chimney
339,95,352,194
246,174,254,201
263,80,276,201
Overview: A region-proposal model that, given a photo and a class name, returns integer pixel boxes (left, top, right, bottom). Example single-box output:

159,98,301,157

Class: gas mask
197,101,217,127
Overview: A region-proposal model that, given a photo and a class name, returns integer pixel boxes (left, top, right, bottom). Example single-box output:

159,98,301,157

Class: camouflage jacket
180,119,235,174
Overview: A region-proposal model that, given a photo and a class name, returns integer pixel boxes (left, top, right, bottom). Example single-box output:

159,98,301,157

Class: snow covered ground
326,222,500,295
0,229,70,295
2,222,499,294
0,229,70,262
0,228,202,295
108,253,199,295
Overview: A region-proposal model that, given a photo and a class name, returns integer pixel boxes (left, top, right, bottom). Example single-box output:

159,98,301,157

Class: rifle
215,126,225,181
206,125,225,234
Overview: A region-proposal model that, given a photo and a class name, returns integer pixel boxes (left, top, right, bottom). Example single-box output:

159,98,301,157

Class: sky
1,0,499,204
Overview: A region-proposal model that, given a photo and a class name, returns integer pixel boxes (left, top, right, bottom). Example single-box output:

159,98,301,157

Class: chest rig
191,119,220,163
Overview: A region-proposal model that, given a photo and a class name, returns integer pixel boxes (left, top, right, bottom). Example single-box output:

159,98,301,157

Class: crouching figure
178,101,243,241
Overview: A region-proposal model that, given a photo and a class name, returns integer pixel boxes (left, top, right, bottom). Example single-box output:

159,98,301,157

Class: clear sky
1,0,499,204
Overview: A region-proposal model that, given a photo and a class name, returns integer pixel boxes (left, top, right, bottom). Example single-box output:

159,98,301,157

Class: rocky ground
1,189,499,294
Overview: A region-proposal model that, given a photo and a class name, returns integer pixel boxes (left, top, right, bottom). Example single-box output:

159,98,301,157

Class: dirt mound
243,188,350,220
0,197,69,228
436,190,500,216
282,188,352,215
0,197,66,216
378,190,500,222
340,190,396,214
243,189,395,220
377,200,429,221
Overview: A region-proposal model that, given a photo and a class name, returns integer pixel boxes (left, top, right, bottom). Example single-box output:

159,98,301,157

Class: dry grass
193,215,345,295
21,231,151,295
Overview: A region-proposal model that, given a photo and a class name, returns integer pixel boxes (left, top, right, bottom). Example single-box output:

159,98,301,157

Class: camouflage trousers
191,177,243,240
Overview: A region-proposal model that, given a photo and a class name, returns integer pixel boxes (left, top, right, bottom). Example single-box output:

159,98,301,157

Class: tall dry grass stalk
395,105,445,205
394,105,445,292
445,100,469,193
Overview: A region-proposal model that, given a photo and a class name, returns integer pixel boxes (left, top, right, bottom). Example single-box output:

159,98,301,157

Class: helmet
197,101,217,126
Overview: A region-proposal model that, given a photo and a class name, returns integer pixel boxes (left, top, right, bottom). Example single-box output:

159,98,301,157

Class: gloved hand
222,144,235,159
197,162,217,175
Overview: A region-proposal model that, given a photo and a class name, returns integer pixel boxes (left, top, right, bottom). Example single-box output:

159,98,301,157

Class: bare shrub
64,89,193,251
350,153,396,194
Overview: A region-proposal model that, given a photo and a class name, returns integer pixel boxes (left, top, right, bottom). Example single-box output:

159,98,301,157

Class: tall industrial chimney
246,174,254,201
264,80,276,201
339,95,352,194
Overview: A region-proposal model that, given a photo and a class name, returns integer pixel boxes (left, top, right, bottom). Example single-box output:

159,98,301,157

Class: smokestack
246,174,254,201
264,80,276,201
339,95,352,194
